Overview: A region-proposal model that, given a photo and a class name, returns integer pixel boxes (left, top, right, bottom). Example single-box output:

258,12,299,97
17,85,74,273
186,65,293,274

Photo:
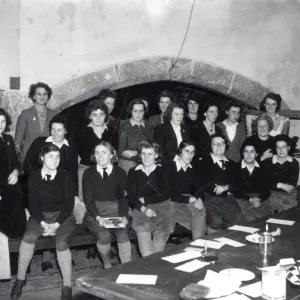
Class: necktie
0,137,3,150
102,168,108,180
45,174,52,183
220,160,226,170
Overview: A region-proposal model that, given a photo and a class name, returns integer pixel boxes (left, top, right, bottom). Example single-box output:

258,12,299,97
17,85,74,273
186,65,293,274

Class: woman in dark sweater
76,100,117,202
166,141,206,239
127,141,174,257
83,141,131,269
11,143,76,300
0,109,26,237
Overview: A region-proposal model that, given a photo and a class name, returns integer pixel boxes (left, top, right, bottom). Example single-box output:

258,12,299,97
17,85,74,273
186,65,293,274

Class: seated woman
10,143,76,300
0,109,26,237
118,99,153,174
246,115,275,162
127,141,175,257
154,102,190,163
83,141,131,269
195,134,243,231
76,100,117,202
233,140,272,222
193,103,222,159
166,141,206,239
262,135,299,212
15,82,57,163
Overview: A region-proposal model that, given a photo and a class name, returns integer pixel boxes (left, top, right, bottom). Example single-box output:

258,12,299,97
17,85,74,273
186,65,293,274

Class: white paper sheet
280,258,295,266
190,239,224,249
116,274,157,285
175,259,210,273
238,281,262,298
161,251,202,263
214,293,251,300
183,247,204,253
214,237,245,247
228,225,260,234
266,218,295,226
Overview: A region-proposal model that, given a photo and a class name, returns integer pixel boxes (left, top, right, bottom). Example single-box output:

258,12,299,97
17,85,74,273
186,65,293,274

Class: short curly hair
97,88,117,101
90,141,118,164
84,100,109,122
137,140,163,165
0,108,12,132
252,114,274,135
156,90,175,104
260,93,282,112
209,133,229,151
38,143,60,166
126,99,146,118
162,102,185,123
177,140,196,156
28,82,52,102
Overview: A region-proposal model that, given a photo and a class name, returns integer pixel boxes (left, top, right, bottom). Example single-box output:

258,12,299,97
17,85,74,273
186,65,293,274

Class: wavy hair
90,140,118,164
28,82,52,102
0,108,12,132
137,140,162,165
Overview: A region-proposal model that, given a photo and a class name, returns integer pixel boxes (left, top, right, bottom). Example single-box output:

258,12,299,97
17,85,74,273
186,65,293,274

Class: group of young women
0,82,297,300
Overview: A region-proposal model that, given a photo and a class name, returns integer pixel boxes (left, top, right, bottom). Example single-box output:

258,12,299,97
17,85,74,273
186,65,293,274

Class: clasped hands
189,197,204,209
40,221,60,236
139,197,157,218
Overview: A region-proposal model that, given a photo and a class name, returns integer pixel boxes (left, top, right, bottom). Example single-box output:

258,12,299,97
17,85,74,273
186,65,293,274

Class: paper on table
161,251,202,263
116,274,157,285
228,225,259,234
280,258,295,266
214,237,245,247
238,281,262,298
213,293,251,300
266,218,295,226
183,247,204,253
175,259,210,273
190,239,224,249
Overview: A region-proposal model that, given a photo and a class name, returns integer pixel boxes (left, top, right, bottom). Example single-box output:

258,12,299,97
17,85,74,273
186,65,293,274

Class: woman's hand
122,150,138,159
96,216,105,227
141,206,157,218
121,217,128,225
139,197,145,204
278,183,295,194
193,198,204,210
261,149,273,161
249,197,261,208
8,170,19,185
214,184,228,195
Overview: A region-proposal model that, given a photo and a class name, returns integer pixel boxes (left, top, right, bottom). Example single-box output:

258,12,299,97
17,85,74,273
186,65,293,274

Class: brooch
33,117,36,121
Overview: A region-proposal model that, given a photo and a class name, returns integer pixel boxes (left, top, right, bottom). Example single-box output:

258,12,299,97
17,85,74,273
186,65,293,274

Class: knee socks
137,232,153,257
96,241,111,269
118,241,131,264
56,248,72,287
17,241,35,280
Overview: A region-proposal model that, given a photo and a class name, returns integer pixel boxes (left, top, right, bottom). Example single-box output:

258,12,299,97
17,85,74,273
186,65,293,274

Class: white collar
173,155,192,172
210,153,228,169
130,119,145,127
96,164,113,177
170,121,181,129
45,136,69,148
223,119,238,128
135,164,160,176
241,160,260,173
272,155,293,164
87,123,108,130
41,168,57,181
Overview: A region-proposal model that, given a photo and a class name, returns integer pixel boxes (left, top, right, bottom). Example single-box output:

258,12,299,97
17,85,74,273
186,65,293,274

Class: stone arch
50,56,289,111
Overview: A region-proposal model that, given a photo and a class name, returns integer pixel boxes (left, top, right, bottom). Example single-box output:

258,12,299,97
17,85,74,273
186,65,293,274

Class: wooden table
76,207,300,300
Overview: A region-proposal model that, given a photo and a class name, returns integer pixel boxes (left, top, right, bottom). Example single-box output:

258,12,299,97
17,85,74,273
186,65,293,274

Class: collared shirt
96,164,113,178
135,164,160,176
173,155,192,172
171,122,183,146
223,120,238,142
210,153,229,169
41,168,57,181
130,119,145,127
272,155,293,164
87,123,108,139
241,159,260,174
45,136,69,149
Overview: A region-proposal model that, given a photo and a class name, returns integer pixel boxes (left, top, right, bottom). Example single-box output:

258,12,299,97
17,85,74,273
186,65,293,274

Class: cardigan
15,106,57,162
154,122,190,163
82,165,128,219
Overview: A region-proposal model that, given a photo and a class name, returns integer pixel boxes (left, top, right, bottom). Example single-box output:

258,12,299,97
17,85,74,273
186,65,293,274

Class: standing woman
183,92,201,130
10,143,76,300
154,102,190,163
193,103,222,159
127,141,175,257
0,109,26,237
118,99,153,174
15,82,57,162
76,100,117,202
83,141,131,269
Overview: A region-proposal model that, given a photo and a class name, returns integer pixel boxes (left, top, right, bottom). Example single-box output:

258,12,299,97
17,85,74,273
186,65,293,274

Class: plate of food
219,268,255,281
245,233,274,244
103,217,126,229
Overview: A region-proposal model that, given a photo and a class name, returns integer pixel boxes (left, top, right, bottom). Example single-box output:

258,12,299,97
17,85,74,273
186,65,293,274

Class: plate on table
245,233,274,244
219,268,255,281
287,267,300,286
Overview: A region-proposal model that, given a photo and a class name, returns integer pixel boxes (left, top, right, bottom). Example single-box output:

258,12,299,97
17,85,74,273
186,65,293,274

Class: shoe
61,286,72,300
86,247,97,259
41,261,53,272
10,279,26,299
